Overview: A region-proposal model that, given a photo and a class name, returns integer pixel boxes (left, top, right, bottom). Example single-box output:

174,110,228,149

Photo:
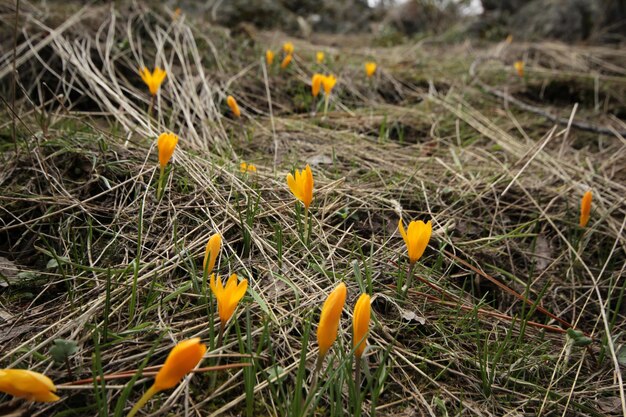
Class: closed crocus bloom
579,190,592,228
316,51,325,64
280,54,293,70
365,62,377,78
210,273,248,326
311,73,323,97
514,60,524,77
139,67,167,96
317,283,347,357
0,369,59,402
283,41,294,55
226,95,241,118
157,132,179,168
128,338,206,417
203,233,221,275
353,294,371,358
322,74,337,95
398,219,432,265
154,338,207,391
266,49,275,66
286,164,314,210
506,34,513,44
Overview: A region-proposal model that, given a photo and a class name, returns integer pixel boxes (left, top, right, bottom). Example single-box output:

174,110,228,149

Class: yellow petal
209,273,220,297
398,218,408,246
302,164,314,209
287,172,302,201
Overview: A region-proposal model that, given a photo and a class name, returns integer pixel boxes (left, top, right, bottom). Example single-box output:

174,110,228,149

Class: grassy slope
1,3,625,416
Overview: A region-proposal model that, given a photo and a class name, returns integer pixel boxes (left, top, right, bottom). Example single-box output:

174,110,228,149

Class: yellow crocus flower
266,49,275,66
281,54,293,70
316,51,325,64
157,132,179,168
226,95,241,118
579,190,592,228
286,164,314,210
139,67,167,96
283,41,294,55
127,338,206,417
317,283,347,358
398,218,432,265
210,273,248,326
311,73,323,98
321,74,337,95
514,60,524,77
353,293,371,358
203,233,221,275
240,162,257,173
0,369,59,402
365,61,377,78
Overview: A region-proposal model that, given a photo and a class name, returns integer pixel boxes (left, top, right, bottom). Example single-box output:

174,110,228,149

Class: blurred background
172,0,626,44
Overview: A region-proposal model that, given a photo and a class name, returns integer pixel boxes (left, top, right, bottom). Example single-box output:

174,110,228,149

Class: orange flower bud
227,95,241,118
157,132,179,168
281,54,293,70
317,283,347,357
311,73,323,98
353,294,371,358
579,190,592,228
203,233,221,275
0,369,59,402
154,338,207,391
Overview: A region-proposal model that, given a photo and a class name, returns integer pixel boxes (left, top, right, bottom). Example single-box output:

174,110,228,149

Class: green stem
127,385,158,417
209,322,225,390
323,94,329,119
355,355,361,395
303,354,325,417
156,165,165,200
354,356,362,413
148,95,155,131
402,262,415,299
303,207,310,247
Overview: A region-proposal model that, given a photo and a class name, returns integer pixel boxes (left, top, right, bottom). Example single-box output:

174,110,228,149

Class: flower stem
156,165,165,200
303,207,310,247
209,321,225,390
127,385,158,417
148,95,155,131
323,94,329,120
355,355,361,396
303,354,325,416
402,262,415,299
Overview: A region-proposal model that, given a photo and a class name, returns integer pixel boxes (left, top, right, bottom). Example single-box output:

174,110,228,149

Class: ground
1,2,625,417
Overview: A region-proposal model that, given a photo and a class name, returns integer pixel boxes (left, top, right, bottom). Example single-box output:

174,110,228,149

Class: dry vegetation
1,2,625,416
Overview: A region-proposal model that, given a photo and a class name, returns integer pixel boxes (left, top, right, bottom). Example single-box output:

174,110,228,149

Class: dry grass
1,2,625,416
